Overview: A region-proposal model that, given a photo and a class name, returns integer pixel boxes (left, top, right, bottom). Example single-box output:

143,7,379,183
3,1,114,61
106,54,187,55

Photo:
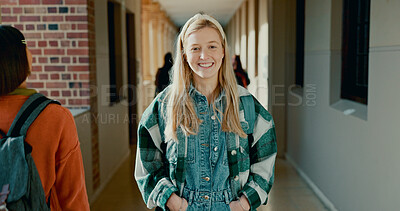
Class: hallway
91,146,328,211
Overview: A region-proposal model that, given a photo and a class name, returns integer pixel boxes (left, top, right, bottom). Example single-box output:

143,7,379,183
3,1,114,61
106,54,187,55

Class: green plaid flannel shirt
134,86,277,210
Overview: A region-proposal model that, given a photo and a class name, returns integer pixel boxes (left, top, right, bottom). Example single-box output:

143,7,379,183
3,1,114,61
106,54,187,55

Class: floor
91,146,328,211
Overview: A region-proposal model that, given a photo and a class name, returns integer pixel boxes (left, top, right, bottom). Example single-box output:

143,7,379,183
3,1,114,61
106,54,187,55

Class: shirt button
204,195,209,200
211,115,216,120
214,146,218,152
231,150,237,155
234,176,239,181
202,177,210,181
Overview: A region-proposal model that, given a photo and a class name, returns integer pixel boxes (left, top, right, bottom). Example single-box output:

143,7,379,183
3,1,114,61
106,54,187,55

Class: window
295,0,305,87
107,1,123,104
341,0,370,105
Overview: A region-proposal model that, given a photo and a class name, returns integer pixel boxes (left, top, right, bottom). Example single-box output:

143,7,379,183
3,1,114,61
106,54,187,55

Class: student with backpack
0,25,90,210
135,14,277,211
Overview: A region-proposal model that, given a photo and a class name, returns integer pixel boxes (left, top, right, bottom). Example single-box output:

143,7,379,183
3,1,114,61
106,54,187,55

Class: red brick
27,41,36,47
46,82,67,88
30,49,42,55
2,16,17,22
43,16,63,22
68,66,88,71
14,24,24,30
1,8,11,14
38,41,47,47
66,16,87,21
19,0,40,4
67,32,88,39
49,41,58,47
67,49,88,55
44,49,64,55
61,41,70,47
39,74,48,80
50,74,60,79
13,8,23,14
73,57,77,63
68,99,90,106
32,57,37,63
45,66,65,72
79,90,90,96
20,16,40,22
78,57,89,63
70,8,75,13
51,91,60,97
71,24,76,30
73,74,78,80
44,33,64,39
28,73,37,80
32,66,42,72
79,73,89,80
57,99,66,105
73,90,77,96
39,90,48,96
62,90,71,97
77,24,88,30
78,41,89,47
61,57,71,63
65,0,87,5
24,33,41,39
82,82,89,88
27,82,44,88
39,57,48,63
26,24,35,30
42,0,63,4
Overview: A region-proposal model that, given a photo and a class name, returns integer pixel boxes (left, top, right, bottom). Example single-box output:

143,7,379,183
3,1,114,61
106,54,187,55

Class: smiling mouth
198,62,214,68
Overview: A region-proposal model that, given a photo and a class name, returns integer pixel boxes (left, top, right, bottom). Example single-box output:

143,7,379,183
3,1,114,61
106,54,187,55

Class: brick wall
0,0,90,109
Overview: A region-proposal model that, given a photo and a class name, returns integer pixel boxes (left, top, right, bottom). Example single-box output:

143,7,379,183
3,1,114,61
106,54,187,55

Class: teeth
199,63,213,68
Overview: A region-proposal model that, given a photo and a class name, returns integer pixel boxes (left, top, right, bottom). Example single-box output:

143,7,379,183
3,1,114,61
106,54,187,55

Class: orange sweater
0,94,90,211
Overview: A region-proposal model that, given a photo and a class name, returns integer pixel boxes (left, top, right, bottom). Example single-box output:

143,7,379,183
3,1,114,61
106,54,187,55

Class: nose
200,49,209,60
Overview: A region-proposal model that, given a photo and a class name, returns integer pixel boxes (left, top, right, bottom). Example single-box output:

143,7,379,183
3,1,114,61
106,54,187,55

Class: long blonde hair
164,13,246,141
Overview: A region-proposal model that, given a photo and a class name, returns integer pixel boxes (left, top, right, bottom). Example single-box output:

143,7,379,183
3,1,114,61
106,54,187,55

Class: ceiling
154,0,245,27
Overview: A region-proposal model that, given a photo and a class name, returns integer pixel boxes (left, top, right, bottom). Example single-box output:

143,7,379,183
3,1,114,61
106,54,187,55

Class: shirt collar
8,88,37,96
188,83,226,103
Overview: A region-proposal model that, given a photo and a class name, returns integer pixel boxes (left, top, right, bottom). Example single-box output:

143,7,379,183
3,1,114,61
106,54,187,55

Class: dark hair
233,55,244,71
0,25,30,96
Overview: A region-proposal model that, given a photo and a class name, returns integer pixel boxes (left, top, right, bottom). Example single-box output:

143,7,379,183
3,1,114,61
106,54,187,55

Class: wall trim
285,154,338,211
89,150,131,204
369,45,400,52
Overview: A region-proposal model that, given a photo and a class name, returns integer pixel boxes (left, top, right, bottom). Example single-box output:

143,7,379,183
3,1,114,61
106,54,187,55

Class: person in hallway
0,25,90,210
232,55,250,88
135,13,277,211
155,52,174,96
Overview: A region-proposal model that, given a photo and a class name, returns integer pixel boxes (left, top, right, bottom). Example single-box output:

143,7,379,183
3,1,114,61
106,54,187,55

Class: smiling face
184,27,224,86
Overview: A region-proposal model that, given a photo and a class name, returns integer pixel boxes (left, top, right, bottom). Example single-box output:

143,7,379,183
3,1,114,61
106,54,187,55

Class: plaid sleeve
134,99,178,210
240,98,277,210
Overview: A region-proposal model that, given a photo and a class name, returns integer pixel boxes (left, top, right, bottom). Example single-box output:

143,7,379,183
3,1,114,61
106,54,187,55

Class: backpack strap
7,93,60,137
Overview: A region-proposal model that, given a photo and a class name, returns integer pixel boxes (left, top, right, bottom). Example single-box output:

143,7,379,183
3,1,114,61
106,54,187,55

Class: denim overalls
183,87,233,211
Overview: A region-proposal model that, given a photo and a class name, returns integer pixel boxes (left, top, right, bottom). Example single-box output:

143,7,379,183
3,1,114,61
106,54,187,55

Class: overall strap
7,93,60,137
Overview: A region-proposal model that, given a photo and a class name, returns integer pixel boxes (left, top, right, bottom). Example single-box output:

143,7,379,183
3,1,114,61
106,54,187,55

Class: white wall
286,0,400,210
92,0,139,202
74,112,93,200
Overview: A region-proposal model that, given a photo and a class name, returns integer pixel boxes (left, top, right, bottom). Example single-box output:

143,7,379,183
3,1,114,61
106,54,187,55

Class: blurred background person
232,55,250,88
155,52,173,96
